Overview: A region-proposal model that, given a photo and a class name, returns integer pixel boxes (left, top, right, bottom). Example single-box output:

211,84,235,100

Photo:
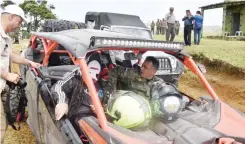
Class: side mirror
100,25,110,31
124,52,137,60
86,21,95,29
136,53,143,59
196,63,206,74
123,52,143,60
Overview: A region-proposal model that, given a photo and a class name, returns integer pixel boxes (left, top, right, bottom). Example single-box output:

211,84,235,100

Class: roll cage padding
37,65,80,81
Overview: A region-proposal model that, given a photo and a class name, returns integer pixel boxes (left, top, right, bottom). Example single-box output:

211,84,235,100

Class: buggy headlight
102,39,108,45
163,96,181,113
157,95,182,121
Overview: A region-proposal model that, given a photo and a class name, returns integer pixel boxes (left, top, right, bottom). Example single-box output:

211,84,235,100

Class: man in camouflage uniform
175,20,180,35
156,19,160,35
102,56,163,104
159,20,162,35
161,18,166,35
151,20,155,35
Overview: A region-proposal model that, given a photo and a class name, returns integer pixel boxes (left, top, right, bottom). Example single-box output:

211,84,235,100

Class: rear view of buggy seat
79,116,173,144
86,51,115,81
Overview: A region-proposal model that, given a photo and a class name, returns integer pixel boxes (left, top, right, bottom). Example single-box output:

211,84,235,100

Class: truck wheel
42,19,86,32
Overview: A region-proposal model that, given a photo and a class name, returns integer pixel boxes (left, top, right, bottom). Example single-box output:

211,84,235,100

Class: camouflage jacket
175,21,180,29
151,22,155,28
102,66,163,104
156,21,160,27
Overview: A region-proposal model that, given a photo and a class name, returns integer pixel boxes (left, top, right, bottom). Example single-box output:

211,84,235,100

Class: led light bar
90,36,184,51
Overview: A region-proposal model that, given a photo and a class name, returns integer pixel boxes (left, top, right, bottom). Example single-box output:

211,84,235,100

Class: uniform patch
1,43,9,57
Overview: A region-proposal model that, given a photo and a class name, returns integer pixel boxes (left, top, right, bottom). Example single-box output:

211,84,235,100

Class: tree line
1,0,56,36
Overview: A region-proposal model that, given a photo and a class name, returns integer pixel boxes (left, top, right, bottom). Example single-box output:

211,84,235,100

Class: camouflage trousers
151,27,155,35
156,27,161,35
161,28,166,35
166,23,176,41
175,28,179,35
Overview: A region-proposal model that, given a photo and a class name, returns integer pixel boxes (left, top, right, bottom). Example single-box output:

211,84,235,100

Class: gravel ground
3,122,36,144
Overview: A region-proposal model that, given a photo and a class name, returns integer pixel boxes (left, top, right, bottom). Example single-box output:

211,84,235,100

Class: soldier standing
175,20,180,35
164,7,176,41
159,20,162,35
156,19,160,35
151,20,155,35
161,18,166,35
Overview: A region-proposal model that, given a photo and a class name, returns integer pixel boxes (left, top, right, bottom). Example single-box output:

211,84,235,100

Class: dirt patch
186,52,245,113
191,53,245,79
4,121,36,144
179,68,245,113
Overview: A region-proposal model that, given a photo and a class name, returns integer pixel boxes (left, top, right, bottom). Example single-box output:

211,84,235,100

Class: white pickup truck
84,12,185,86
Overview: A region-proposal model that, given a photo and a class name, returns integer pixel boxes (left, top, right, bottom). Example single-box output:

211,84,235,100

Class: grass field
153,34,245,69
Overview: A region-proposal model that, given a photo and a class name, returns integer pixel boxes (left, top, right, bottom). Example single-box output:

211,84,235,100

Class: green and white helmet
106,90,152,129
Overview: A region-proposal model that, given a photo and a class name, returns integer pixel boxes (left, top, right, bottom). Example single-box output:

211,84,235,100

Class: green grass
153,34,245,69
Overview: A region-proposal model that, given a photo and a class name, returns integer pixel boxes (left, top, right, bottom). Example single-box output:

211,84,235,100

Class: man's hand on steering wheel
218,138,242,144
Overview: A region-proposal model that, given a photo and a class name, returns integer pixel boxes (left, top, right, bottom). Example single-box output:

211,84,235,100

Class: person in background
161,18,166,35
175,21,180,35
156,19,160,35
159,20,162,35
165,7,176,41
151,20,155,35
182,10,194,46
193,11,203,45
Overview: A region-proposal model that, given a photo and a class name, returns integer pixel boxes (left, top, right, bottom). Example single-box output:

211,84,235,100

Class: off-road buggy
19,29,245,144
85,12,184,86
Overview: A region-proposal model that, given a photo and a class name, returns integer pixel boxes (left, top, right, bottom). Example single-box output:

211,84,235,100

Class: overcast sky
6,0,224,26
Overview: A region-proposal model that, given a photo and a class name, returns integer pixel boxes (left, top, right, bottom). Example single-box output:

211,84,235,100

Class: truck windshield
111,27,152,39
